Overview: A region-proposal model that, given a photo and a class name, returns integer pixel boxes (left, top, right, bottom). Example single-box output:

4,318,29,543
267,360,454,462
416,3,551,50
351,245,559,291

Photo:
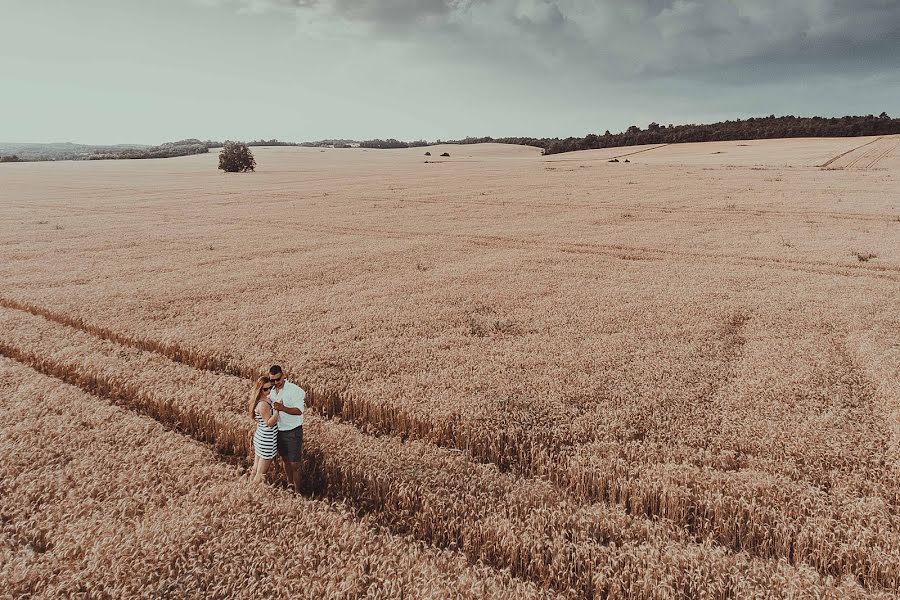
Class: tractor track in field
376,194,896,223
1,297,898,592
0,311,811,600
2,344,839,600
820,137,882,168
0,337,596,598
309,224,900,282
543,144,670,163
821,136,900,170
860,138,900,169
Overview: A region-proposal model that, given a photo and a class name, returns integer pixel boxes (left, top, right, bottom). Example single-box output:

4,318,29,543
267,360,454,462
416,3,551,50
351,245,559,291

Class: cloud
204,0,900,80
205,0,474,26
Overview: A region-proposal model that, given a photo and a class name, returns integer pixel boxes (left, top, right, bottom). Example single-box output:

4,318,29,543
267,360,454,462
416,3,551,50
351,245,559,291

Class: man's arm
273,388,306,415
275,403,303,416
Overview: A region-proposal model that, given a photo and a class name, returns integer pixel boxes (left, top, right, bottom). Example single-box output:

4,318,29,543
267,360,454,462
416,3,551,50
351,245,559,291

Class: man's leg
283,460,296,489
284,461,298,493
277,432,294,489
281,426,302,492
293,426,303,493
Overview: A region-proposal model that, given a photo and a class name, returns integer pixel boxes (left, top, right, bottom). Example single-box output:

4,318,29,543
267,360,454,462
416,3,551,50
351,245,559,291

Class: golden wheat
0,305,891,597
1,141,898,597
0,357,560,600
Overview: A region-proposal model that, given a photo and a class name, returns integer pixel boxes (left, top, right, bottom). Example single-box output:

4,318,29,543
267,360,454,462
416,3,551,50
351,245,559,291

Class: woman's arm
258,401,279,427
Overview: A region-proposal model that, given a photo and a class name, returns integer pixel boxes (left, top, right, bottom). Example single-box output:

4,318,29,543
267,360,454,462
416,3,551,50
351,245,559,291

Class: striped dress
253,401,278,460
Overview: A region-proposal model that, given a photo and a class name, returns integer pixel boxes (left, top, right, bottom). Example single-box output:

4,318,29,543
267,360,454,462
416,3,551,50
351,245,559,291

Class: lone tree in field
218,141,256,173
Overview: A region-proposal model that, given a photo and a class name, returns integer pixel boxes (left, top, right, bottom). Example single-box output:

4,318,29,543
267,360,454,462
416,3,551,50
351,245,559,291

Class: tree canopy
218,142,256,173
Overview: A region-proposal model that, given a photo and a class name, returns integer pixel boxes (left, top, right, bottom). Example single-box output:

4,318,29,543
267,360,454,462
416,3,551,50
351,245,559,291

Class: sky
1,0,899,145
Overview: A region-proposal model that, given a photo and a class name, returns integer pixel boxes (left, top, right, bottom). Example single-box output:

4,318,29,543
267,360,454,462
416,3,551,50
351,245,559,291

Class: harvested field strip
844,139,895,170
0,358,561,600
822,137,900,170
0,304,898,591
861,139,900,169
820,137,882,168
612,144,671,159
0,315,867,598
311,225,900,280
543,145,670,162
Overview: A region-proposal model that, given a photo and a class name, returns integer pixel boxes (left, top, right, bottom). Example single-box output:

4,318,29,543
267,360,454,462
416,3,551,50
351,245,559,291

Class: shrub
852,250,877,262
218,141,256,173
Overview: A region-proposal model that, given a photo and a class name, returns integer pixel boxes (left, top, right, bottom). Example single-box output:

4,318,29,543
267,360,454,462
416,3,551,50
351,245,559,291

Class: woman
248,375,278,484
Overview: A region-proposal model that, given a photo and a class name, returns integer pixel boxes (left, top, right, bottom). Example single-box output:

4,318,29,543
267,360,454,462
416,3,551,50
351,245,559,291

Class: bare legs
249,455,273,484
253,458,273,484
249,448,298,491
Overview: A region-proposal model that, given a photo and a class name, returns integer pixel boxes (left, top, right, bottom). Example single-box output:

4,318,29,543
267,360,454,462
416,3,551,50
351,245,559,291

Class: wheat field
1,137,898,599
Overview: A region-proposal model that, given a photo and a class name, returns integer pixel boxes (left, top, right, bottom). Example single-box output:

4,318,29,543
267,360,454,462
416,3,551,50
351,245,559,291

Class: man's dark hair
269,364,283,376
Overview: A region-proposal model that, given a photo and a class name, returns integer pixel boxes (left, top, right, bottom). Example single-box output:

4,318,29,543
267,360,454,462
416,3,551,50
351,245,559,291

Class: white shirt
269,380,305,430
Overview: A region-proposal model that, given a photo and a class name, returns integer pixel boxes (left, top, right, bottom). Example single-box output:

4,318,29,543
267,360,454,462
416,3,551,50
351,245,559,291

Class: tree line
356,113,900,154
88,139,209,160
5,113,898,163
555,113,900,154
446,113,900,155
359,138,430,149
0,140,211,162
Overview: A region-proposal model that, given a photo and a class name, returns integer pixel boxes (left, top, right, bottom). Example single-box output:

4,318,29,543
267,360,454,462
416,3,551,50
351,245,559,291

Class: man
268,364,305,493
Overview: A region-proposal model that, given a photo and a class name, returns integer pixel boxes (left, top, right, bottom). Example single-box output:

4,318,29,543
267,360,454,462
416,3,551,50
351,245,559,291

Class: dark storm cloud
328,0,473,29
226,0,476,27
215,0,900,80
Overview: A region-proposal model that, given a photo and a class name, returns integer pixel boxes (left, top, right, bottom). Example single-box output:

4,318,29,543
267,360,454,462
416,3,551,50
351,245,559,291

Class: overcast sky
2,0,898,144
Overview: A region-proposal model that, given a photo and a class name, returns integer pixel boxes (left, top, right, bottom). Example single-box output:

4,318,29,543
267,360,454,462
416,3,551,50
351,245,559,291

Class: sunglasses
269,375,283,383
261,385,273,392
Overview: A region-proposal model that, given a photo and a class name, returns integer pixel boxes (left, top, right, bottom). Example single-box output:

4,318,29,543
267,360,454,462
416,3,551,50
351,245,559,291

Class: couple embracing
248,364,305,491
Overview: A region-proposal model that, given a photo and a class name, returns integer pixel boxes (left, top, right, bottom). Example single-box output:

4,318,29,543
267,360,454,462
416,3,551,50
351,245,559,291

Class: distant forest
90,139,209,160
451,113,900,154
357,113,900,154
0,139,209,162
4,114,899,163
203,139,357,148
359,138,430,149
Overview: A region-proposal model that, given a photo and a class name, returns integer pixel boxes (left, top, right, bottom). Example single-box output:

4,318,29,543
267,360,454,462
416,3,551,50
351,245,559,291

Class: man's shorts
277,426,303,462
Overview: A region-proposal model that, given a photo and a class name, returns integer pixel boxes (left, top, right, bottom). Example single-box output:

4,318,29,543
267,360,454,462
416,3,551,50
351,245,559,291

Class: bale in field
609,158,619,163
425,152,431,156
440,152,450,157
